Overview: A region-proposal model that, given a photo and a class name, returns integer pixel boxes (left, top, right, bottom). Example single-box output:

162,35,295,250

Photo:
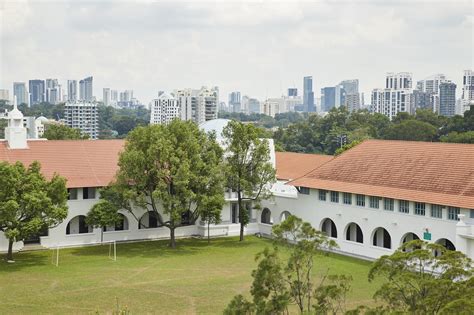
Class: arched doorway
104,214,129,232
435,238,456,251
321,218,338,238
345,222,363,243
372,227,391,249
261,208,272,224
280,211,291,223
139,211,162,229
401,232,420,245
66,215,93,235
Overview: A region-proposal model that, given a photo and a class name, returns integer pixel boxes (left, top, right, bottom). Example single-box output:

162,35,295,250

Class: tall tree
86,200,123,242
366,240,474,314
0,161,68,261
43,124,90,140
223,121,275,241
99,120,225,248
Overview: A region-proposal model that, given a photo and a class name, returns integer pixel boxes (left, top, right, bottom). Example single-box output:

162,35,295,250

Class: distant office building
284,95,302,112
412,90,434,113
344,94,360,112
0,89,9,101
416,74,447,112
64,101,98,139
461,70,474,114
248,98,261,114
79,76,93,101
67,80,78,101
321,85,345,112
371,72,413,120
439,82,457,117
339,79,359,94
150,92,180,125
120,90,133,102
13,82,28,105
29,79,45,106
229,91,241,113
45,79,61,104
103,88,111,106
288,88,298,97
262,98,282,117
303,76,315,112
339,79,360,112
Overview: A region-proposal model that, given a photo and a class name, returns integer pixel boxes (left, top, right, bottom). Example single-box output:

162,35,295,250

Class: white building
0,89,10,101
175,86,219,125
67,80,78,102
64,101,98,139
416,74,448,112
150,92,180,125
371,72,413,120
1,113,473,262
262,98,283,117
461,70,474,114
79,76,93,101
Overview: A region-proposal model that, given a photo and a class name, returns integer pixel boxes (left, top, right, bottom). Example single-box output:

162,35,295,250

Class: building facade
175,87,219,125
461,70,474,114
67,80,78,101
64,101,98,139
13,82,28,105
371,72,413,120
150,92,180,125
29,79,45,106
228,91,241,113
439,81,457,117
321,85,345,112
303,76,315,112
0,89,9,101
79,76,93,101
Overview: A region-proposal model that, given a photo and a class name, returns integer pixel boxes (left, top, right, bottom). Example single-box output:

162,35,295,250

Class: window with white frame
414,202,425,216
68,188,78,200
83,187,96,199
299,187,310,195
384,198,394,211
343,192,352,205
399,200,409,213
356,194,365,207
319,190,327,201
430,204,443,219
369,196,380,209
448,207,460,221
471,209,474,219
330,191,339,203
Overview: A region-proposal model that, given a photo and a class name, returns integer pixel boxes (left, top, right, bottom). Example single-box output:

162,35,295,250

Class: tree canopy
0,161,68,261
43,124,90,140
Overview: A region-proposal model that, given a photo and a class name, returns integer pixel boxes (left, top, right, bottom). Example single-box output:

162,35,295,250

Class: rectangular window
448,207,460,221
330,191,339,203
430,204,443,219
299,187,310,195
318,190,327,201
399,200,409,213
369,196,379,209
356,194,365,207
83,187,96,200
470,209,474,219
415,202,426,216
384,198,394,211
67,188,78,200
343,192,352,205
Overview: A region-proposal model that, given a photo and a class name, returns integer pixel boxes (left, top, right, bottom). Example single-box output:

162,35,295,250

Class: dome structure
199,118,231,141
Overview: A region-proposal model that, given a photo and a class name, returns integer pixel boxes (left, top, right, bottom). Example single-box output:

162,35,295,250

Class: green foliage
100,119,225,248
440,131,474,143
97,105,149,138
224,295,255,315
86,200,123,229
223,121,276,241
226,216,348,314
335,140,363,156
0,161,68,261
366,240,474,314
383,119,437,141
43,123,90,140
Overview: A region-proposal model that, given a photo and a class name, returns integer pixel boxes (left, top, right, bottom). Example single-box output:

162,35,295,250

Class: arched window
261,208,272,224
66,215,93,235
372,227,391,249
321,218,337,238
401,232,419,245
104,214,129,232
280,211,291,223
435,238,456,251
181,211,193,226
139,211,162,229
345,222,363,243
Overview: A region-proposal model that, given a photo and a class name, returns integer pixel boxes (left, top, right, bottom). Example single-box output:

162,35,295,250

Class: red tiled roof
275,151,333,181
289,139,474,209
0,140,125,188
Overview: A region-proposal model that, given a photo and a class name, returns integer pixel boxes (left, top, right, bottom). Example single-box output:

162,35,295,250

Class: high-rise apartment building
0,89,9,101
416,74,447,112
288,88,298,97
339,79,360,112
64,101,98,139
29,79,45,106
228,91,241,113
103,88,111,106
120,90,133,102
241,96,260,114
371,72,413,120
150,92,180,125
303,76,315,112
175,86,219,125
79,76,93,101
13,82,28,105
461,70,474,114
439,82,457,117
67,80,78,101
45,78,61,104
262,98,282,117
321,85,345,112
412,90,433,113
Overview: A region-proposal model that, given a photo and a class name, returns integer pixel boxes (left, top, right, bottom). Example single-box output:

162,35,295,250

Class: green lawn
0,236,380,314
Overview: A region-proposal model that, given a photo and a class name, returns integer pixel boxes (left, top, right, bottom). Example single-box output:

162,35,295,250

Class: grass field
0,236,381,314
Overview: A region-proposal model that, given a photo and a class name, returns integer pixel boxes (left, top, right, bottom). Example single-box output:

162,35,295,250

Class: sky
0,0,473,104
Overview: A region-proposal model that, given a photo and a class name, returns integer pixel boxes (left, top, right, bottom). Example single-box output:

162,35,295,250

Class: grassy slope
0,236,381,314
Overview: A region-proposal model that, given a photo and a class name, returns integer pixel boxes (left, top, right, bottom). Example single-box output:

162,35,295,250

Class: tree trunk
169,227,176,248
238,190,244,242
207,221,210,244
6,239,14,261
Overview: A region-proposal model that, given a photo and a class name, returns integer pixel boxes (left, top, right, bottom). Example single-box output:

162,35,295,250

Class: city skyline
1,1,472,103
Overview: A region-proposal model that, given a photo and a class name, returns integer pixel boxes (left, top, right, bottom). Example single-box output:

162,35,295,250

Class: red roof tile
275,151,333,181
289,139,474,209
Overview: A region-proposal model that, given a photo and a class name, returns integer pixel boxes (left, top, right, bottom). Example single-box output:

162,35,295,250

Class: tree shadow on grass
0,251,50,273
